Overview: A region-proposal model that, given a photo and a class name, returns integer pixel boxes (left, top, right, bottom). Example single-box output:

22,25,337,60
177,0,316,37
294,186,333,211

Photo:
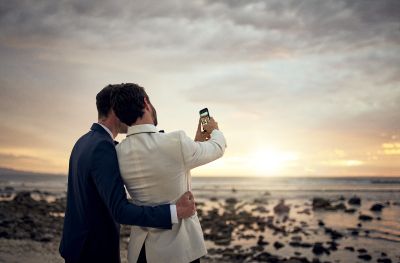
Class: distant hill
0,167,66,177
0,167,67,192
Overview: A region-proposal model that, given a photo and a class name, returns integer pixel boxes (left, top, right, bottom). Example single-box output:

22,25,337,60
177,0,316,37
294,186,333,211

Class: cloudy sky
0,0,399,176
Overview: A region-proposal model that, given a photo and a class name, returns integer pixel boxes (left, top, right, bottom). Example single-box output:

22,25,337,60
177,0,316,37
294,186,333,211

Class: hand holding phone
195,118,210,142
202,117,219,133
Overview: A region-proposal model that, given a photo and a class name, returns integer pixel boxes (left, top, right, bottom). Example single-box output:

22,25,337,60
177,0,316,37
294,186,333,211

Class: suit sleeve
90,140,172,229
179,129,227,170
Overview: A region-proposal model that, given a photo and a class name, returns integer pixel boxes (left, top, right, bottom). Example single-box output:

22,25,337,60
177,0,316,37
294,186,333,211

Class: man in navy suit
59,85,196,263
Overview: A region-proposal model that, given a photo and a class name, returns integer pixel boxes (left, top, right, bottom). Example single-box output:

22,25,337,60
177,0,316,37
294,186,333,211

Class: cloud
0,0,399,174
1,0,399,55
0,152,59,173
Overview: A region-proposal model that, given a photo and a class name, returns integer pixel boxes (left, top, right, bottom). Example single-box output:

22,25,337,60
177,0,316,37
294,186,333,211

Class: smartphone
199,108,210,130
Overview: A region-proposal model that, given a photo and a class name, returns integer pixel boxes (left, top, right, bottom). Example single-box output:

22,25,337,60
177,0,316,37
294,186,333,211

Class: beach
1,174,400,262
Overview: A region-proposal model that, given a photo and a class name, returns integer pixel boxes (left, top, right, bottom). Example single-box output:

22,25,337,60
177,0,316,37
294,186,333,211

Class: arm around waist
91,140,172,229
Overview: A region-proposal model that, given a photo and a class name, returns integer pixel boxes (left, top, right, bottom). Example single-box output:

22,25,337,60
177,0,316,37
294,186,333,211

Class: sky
0,0,399,177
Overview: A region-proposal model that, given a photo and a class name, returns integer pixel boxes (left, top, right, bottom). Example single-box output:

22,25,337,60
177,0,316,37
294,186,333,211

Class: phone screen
199,108,210,126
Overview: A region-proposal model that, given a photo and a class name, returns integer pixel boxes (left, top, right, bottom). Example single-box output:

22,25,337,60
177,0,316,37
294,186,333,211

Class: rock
351,230,359,236
257,235,269,246
252,252,281,262
312,242,330,255
252,205,268,213
253,197,269,204
312,197,331,210
345,246,355,252
285,257,309,263
225,197,238,205
291,235,302,242
344,208,357,213
209,197,218,201
358,254,372,261
312,197,347,211
318,220,325,227
39,233,54,242
4,186,14,192
324,227,343,240
13,191,34,203
370,203,385,212
332,202,346,210
273,241,284,250
377,258,392,263
289,241,312,248
358,248,368,253
348,196,361,205
273,199,290,214
0,231,10,238
359,214,373,221
214,237,231,246
327,241,338,251
297,208,311,215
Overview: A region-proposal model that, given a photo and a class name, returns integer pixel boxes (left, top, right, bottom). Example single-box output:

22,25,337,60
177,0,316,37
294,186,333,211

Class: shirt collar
97,123,114,139
127,124,158,136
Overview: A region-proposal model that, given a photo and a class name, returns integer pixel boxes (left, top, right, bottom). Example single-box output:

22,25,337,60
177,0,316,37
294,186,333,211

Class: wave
370,179,400,184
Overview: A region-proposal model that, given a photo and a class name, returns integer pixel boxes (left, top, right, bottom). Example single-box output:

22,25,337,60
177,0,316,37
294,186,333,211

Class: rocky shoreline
1,189,399,262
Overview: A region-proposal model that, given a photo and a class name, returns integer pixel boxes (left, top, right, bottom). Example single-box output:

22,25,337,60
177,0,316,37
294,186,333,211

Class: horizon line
1,167,400,178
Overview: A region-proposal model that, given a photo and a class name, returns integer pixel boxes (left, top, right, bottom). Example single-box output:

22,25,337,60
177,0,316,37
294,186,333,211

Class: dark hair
96,85,116,118
111,83,148,126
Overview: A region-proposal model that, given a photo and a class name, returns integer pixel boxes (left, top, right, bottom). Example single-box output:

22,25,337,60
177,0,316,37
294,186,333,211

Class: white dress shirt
116,124,227,263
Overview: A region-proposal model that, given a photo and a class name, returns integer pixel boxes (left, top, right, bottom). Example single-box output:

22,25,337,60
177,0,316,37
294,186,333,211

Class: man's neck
133,116,154,126
98,120,118,139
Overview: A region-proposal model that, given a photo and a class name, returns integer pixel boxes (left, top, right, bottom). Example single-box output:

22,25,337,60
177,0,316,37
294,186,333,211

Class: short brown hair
110,83,148,126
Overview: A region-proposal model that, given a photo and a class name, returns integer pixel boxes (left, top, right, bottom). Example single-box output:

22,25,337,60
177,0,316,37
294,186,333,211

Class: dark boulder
345,246,355,252
273,199,290,214
13,191,34,203
377,258,392,263
312,197,331,210
273,241,284,250
358,254,372,261
348,196,361,205
257,235,269,246
359,214,373,221
312,242,330,255
344,208,357,213
370,203,385,212
225,197,238,205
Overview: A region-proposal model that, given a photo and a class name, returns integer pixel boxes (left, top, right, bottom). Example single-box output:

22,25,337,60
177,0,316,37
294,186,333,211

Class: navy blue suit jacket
60,123,172,263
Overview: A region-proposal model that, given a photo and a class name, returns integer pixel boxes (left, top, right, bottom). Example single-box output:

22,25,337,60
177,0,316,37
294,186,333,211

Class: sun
248,149,298,175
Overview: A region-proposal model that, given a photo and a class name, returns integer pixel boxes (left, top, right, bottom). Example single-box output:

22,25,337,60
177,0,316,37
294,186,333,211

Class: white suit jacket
116,124,226,263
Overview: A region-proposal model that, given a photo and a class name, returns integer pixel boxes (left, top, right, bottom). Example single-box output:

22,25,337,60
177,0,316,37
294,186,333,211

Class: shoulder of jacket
165,130,188,141
93,137,115,152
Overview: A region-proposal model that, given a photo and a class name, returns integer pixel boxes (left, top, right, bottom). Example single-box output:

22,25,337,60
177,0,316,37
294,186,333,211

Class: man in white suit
111,83,226,263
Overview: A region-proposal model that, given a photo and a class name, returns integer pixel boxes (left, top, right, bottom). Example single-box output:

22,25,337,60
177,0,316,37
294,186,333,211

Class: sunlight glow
322,159,364,167
248,149,299,175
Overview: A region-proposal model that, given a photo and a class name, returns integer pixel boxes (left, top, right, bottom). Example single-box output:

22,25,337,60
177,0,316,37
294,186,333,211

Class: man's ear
143,97,151,111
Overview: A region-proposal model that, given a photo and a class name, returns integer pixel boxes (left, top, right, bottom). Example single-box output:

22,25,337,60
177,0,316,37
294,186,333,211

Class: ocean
1,170,400,202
